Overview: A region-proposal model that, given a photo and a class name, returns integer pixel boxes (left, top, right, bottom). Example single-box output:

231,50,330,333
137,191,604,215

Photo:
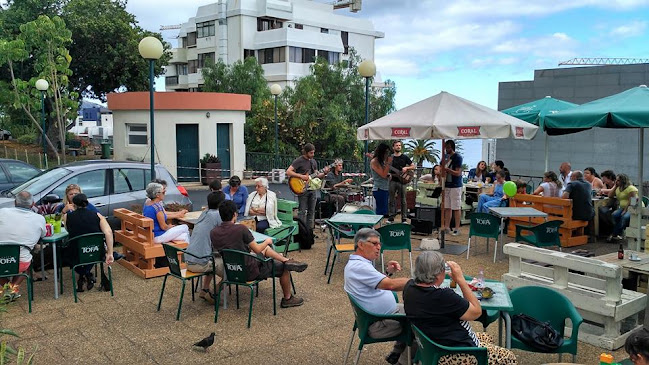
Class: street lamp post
358,59,376,175
270,84,282,167
35,79,49,168
138,36,164,180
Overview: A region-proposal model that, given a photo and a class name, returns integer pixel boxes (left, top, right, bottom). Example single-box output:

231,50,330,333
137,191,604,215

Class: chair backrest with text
67,232,106,266
469,213,501,239
0,244,21,277
162,243,184,278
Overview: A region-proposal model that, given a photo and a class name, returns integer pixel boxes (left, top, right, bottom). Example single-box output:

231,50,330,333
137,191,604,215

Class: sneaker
385,351,400,365
283,259,308,273
614,235,624,241
76,275,86,293
199,289,215,305
280,295,304,308
85,273,95,291
451,230,460,236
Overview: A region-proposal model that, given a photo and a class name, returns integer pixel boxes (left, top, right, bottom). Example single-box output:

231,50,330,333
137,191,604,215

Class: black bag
511,313,564,352
293,217,314,249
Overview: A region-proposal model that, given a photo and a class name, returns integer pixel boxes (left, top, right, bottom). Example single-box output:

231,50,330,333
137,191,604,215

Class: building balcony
166,76,179,86
254,27,344,52
169,48,188,64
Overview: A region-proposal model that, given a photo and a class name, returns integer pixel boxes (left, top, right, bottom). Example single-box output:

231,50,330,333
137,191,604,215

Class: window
319,50,329,63
127,124,147,146
113,168,147,194
188,59,198,74
303,48,316,63
257,47,285,64
243,49,255,59
290,47,316,63
341,31,349,54
197,20,215,38
51,170,106,199
198,52,215,68
166,76,178,86
257,17,283,31
181,37,187,48
4,161,39,183
320,28,329,34
294,23,303,30
176,64,187,75
187,32,197,47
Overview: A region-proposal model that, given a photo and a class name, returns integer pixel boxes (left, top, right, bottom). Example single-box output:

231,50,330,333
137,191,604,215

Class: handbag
511,313,564,352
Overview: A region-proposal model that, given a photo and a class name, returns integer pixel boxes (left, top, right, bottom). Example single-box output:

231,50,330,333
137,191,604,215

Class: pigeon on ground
193,332,215,351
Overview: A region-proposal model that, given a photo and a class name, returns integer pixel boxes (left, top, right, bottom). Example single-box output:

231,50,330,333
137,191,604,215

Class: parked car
0,160,192,228
0,159,41,192
0,129,10,140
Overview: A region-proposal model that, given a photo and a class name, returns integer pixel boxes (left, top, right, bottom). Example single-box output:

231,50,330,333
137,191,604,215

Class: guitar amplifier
271,169,286,183
415,206,437,222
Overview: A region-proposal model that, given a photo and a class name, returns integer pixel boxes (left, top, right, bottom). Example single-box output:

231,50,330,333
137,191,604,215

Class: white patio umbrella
357,91,539,254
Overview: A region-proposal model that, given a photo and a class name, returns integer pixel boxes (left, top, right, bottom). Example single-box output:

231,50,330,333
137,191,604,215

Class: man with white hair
0,191,46,299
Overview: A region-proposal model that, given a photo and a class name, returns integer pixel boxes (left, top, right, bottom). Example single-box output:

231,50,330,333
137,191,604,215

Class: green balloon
503,181,517,197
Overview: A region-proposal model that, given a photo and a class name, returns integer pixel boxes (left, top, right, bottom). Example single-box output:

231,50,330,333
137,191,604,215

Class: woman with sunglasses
143,182,189,243
223,175,249,216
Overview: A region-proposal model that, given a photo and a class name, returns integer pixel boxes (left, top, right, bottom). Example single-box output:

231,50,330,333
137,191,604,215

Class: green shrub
16,134,36,145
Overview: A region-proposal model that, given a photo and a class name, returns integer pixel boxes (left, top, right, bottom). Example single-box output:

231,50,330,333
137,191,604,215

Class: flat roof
107,92,251,111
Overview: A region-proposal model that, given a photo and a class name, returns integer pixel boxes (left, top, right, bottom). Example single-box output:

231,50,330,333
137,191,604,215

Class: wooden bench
502,243,646,350
507,194,589,247
114,208,188,279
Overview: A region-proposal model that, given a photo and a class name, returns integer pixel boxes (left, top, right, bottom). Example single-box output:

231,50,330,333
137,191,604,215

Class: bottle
618,244,624,260
599,353,614,364
477,269,485,288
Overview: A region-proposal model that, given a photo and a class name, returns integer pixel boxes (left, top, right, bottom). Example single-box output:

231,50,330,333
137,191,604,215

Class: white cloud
609,20,647,37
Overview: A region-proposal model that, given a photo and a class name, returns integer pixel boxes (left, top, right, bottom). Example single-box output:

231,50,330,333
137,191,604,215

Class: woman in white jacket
244,177,282,233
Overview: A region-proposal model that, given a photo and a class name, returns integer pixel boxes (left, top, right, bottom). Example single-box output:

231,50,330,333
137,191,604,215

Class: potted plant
200,153,222,185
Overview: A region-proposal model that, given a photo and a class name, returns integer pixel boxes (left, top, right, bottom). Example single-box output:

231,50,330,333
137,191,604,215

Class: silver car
0,160,192,227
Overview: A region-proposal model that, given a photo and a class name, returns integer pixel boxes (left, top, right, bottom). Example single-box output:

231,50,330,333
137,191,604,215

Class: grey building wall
496,63,649,186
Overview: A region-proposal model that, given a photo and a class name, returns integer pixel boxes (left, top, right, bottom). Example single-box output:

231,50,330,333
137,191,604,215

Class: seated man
210,200,308,308
562,170,595,223
324,159,353,212
344,228,411,365
185,191,226,304
0,191,46,300
477,171,506,213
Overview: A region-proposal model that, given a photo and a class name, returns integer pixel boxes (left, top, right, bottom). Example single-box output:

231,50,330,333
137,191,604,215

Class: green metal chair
411,324,487,365
515,220,563,250
215,249,276,328
343,293,411,365
510,286,583,363
269,225,297,294
377,223,413,276
157,243,216,321
323,220,356,284
266,199,300,252
0,243,33,313
66,232,113,303
466,213,501,263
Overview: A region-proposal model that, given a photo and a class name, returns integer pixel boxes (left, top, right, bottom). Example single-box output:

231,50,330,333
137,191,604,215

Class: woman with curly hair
533,171,562,197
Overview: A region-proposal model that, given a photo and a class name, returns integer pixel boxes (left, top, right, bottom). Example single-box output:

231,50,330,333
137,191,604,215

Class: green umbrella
502,96,578,170
544,85,649,250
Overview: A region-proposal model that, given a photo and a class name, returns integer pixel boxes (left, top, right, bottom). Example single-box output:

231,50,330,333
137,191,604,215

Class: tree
405,139,440,178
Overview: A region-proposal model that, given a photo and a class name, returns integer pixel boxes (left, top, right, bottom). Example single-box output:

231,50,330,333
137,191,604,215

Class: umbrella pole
636,129,644,251
440,139,446,248
544,133,549,172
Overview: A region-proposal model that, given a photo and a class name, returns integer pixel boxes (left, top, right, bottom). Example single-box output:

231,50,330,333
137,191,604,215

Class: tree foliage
405,139,440,177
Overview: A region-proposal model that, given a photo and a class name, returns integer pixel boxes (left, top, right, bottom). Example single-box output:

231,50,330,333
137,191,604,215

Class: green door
176,124,199,182
216,123,231,177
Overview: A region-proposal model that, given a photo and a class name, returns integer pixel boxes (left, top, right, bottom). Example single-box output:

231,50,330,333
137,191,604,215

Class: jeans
612,208,631,236
389,180,407,219
477,194,502,213
298,190,317,228
373,189,389,216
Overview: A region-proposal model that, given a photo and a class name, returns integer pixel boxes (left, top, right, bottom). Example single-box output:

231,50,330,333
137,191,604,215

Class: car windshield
9,167,72,196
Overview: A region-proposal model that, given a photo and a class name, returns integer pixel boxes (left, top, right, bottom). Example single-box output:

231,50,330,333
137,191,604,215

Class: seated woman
467,161,488,183
223,176,249,216
143,182,190,244
532,171,562,197
64,194,114,292
244,177,282,233
608,174,639,242
57,184,97,215
403,251,517,365
420,165,442,184
600,170,617,196
144,179,187,220
584,167,605,191
477,171,506,213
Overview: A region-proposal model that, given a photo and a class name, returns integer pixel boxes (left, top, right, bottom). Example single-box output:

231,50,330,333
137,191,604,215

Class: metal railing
245,152,365,176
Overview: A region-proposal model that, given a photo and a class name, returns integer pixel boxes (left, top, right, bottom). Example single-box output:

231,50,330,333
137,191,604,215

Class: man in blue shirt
443,140,463,236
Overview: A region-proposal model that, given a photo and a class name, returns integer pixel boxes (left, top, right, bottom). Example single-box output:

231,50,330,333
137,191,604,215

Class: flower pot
201,162,222,185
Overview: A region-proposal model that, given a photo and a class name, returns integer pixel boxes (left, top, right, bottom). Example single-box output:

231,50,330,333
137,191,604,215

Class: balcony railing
165,76,178,86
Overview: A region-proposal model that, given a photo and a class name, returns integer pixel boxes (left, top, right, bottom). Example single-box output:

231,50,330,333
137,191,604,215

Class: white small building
107,91,251,181
164,0,384,91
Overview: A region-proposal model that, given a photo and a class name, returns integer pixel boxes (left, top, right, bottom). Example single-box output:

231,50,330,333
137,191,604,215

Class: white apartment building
164,0,384,91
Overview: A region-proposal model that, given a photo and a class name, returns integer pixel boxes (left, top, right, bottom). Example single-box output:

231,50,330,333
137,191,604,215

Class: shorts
186,257,224,278
256,255,285,280
19,261,30,273
444,187,462,210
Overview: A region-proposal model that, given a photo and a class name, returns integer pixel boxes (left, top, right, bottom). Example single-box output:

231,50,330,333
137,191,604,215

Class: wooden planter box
201,162,222,185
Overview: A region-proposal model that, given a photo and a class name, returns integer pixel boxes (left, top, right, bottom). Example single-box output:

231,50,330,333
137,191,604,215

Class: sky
126,0,649,169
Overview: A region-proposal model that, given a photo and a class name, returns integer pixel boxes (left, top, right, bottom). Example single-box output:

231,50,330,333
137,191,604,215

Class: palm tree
404,139,440,178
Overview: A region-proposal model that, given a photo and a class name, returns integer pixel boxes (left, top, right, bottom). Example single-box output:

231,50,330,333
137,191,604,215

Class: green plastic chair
642,196,649,207
269,225,297,294
157,243,216,321
515,220,563,251
411,324,487,365
466,213,501,263
215,249,276,328
323,220,356,284
343,293,411,365
510,286,583,363
377,223,413,276
66,232,113,303
0,243,33,313
354,209,375,215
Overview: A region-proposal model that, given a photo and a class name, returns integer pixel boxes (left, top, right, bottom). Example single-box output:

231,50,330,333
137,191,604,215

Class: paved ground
2,201,638,364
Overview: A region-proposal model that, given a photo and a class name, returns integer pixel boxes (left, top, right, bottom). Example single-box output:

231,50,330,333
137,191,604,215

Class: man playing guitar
389,140,415,222
286,143,330,228
324,160,353,212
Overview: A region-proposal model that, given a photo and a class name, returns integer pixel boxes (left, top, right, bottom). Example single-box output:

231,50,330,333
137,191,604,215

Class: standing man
286,143,329,228
559,162,572,195
443,140,463,236
389,140,415,222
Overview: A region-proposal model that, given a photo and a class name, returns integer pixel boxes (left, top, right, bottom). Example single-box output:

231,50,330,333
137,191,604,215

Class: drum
346,192,364,203
340,204,374,214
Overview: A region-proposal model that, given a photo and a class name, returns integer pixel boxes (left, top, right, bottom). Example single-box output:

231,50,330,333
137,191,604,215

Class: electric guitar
389,165,415,184
288,159,342,196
